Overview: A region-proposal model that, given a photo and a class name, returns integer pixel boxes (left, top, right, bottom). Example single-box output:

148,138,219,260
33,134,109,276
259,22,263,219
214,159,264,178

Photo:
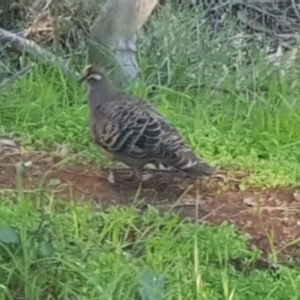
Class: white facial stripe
87,74,102,80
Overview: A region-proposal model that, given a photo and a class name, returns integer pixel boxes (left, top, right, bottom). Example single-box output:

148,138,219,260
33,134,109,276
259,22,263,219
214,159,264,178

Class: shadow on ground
1,150,300,261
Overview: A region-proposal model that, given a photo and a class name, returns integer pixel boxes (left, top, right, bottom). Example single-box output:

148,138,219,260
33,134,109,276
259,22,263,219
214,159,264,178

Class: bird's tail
168,150,214,176
183,160,214,176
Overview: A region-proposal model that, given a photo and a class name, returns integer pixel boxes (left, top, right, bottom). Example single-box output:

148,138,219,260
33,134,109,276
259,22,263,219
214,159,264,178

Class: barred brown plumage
79,64,214,183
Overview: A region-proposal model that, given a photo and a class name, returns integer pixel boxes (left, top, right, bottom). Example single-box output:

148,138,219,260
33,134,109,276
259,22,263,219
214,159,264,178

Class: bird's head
78,64,105,84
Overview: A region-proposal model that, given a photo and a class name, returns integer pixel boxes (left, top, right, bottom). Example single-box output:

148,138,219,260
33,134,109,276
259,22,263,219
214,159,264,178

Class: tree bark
88,0,158,88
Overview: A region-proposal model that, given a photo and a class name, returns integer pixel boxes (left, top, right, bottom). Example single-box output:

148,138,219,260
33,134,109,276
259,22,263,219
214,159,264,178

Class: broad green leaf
138,269,165,300
0,225,19,244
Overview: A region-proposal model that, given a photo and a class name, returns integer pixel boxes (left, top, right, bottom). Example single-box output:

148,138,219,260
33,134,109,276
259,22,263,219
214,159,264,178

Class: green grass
2,4,300,299
1,194,300,300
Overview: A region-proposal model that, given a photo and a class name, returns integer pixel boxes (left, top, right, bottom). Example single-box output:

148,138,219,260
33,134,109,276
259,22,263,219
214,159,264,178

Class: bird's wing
125,101,213,175
93,100,194,163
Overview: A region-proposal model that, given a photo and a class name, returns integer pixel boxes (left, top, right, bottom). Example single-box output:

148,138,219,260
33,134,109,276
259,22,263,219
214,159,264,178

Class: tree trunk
88,0,158,88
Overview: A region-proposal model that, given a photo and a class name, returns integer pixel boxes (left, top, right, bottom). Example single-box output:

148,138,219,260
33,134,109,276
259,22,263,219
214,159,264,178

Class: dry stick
198,204,225,222
0,27,80,79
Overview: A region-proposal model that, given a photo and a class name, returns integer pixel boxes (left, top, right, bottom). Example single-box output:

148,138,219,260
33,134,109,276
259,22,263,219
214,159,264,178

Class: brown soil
1,151,300,261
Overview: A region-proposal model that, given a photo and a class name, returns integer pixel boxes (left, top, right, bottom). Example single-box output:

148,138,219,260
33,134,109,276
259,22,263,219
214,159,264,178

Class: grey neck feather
86,77,117,109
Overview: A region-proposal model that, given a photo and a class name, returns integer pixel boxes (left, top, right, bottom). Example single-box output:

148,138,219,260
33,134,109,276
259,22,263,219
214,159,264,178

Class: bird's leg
131,167,142,183
107,168,140,185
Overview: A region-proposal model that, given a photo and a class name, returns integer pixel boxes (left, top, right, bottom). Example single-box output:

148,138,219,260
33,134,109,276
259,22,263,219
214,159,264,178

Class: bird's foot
107,170,142,186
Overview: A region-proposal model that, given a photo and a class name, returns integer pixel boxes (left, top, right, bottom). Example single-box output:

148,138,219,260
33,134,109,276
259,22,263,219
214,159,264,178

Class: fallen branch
0,27,79,79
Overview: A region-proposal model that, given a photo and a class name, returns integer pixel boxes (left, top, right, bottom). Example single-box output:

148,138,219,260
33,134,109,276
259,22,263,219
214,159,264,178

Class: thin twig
198,204,225,222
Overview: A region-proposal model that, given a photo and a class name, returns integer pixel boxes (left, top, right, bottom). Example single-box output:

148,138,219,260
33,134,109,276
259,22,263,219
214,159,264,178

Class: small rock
282,217,290,225
243,197,257,207
107,171,115,184
293,192,300,202
23,161,32,168
239,182,247,191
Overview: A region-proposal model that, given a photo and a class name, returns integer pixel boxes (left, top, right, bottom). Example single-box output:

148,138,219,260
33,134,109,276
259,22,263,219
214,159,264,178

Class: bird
79,64,214,184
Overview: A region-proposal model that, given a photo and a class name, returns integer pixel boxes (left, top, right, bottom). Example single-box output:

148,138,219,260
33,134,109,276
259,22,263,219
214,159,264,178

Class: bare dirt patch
1,151,300,260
